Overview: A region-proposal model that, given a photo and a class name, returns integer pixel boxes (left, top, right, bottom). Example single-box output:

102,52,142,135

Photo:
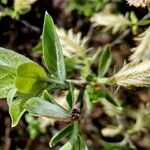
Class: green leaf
9,84,48,127
104,91,122,110
0,47,30,68
25,97,71,120
25,114,41,139
60,141,73,150
79,138,89,150
42,90,55,103
0,47,30,98
66,84,74,110
60,121,88,150
50,123,73,147
87,85,121,110
7,87,17,107
87,85,105,103
102,139,136,150
60,122,78,150
98,45,112,77
130,12,138,35
42,12,66,81
8,93,35,127
15,62,47,93
9,97,27,127
84,90,93,111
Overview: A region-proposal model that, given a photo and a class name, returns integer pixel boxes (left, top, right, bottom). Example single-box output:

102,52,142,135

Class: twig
75,84,87,111
21,20,41,33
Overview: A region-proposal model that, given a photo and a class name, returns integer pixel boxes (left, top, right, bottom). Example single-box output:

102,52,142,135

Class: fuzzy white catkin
56,28,88,58
108,60,150,87
14,0,37,14
129,27,150,62
90,13,131,33
127,0,150,7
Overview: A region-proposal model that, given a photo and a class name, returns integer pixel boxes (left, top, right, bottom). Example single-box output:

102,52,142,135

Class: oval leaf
9,98,27,127
50,123,73,147
98,45,112,78
66,83,74,110
104,91,122,110
25,97,71,120
42,90,55,103
42,12,66,81
15,62,47,93
0,47,30,98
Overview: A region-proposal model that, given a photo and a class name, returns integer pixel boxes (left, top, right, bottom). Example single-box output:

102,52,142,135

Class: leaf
25,97,71,120
102,139,136,150
0,47,30,68
60,121,89,150
7,87,17,106
66,84,74,110
60,122,78,150
79,138,89,150
104,91,122,110
50,123,73,147
9,84,48,127
42,12,66,81
87,85,121,110
25,114,40,139
98,45,112,78
86,85,105,103
9,97,27,127
60,141,73,150
8,93,35,127
0,47,30,98
15,62,47,93
84,90,93,111
42,90,55,103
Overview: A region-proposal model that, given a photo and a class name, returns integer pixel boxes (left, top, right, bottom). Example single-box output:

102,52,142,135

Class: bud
101,126,122,138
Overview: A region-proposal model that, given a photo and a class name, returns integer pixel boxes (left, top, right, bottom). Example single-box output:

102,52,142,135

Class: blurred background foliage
0,0,150,149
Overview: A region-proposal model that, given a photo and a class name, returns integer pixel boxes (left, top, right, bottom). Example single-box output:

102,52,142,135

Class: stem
66,79,87,85
21,20,41,33
97,78,109,84
76,84,87,110
130,20,150,26
43,77,65,85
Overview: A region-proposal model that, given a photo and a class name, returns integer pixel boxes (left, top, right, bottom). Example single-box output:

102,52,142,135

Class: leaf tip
49,141,53,148
116,105,123,111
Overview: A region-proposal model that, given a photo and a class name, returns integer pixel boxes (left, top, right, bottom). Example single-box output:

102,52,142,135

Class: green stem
97,78,109,84
66,79,87,85
130,20,150,26
43,77,65,85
